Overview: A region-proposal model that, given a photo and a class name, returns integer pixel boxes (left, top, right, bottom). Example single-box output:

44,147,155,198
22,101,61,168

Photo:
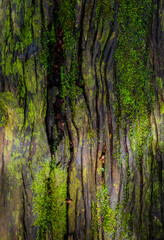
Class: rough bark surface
0,0,163,240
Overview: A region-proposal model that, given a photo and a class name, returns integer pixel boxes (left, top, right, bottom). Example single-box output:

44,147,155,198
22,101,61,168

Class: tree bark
0,0,163,239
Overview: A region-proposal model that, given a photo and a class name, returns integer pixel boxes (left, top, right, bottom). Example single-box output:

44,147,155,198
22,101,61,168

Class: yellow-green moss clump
115,0,153,119
32,161,67,240
91,184,130,239
0,100,8,127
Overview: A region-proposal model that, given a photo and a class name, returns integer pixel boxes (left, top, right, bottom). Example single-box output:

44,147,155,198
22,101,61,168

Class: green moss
39,22,56,70
68,164,81,233
13,58,24,76
0,101,8,127
32,160,67,240
0,92,23,122
86,74,95,88
73,97,87,129
60,62,82,103
95,0,114,28
87,127,97,145
115,0,153,118
32,10,42,39
160,102,164,115
13,210,19,225
58,0,82,109
25,60,37,93
8,151,25,185
91,185,130,239
58,0,77,55
114,0,154,174
4,54,13,76
129,113,152,164
156,77,163,89
27,100,36,125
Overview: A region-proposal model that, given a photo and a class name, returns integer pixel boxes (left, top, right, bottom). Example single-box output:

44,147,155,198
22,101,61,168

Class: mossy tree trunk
0,0,164,240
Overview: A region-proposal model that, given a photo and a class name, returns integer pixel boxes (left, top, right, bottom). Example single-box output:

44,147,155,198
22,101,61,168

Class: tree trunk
0,0,163,239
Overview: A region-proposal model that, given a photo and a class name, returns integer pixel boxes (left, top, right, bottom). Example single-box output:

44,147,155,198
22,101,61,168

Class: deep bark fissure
0,150,5,199
157,148,164,230
125,129,130,200
72,116,80,145
90,26,98,65
82,90,92,121
81,133,87,238
22,64,28,129
74,188,78,239
149,150,154,240
155,0,160,49
95,141,99,186
34,58,38,93
94,66,100,186
65,109,75,238
78,0,85,72
152,112,159,147
139,156,143,238
21,172,27,240
1,150,4,184
27,121,35,180
107,107,113,184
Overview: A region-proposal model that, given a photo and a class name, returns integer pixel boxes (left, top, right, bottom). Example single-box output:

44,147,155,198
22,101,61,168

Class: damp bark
0,0,164,240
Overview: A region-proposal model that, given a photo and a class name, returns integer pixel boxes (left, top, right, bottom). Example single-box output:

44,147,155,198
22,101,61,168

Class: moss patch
115,0,153,119
32,161,67,240
0,101,8,127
